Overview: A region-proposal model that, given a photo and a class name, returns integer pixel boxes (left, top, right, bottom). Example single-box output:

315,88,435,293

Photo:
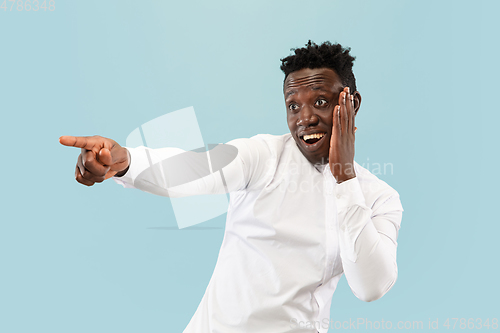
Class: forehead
284,68,343,95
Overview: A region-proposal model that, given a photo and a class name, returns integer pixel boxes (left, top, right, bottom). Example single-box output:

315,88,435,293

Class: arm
113,138,275,197
112,144,244,196
335,178,403,302
329,88,402,301
60,134,275,196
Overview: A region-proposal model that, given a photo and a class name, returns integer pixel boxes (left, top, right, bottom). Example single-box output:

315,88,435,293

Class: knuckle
86,162,107,177
81,159,93,172
80,168,88,178
81,158,90,170
75,168,82,179
78,153,85,166
84,150,95,160
81,169,94,180
76,175,85,185
92,170,104,177
75,170,94,186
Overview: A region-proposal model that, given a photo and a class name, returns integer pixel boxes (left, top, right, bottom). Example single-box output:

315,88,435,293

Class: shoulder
226,133,293,158
249,133,293,150
224,134,293,190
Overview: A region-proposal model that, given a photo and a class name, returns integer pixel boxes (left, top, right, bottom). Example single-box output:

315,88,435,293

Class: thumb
98,148,113,166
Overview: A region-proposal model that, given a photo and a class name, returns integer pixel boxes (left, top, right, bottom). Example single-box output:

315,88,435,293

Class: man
60,41,403,333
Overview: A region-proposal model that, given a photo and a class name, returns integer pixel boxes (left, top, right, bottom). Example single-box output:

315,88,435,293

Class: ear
353,91,362,115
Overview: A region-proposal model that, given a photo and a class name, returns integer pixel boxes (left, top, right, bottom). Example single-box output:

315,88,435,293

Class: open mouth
300,132,326,145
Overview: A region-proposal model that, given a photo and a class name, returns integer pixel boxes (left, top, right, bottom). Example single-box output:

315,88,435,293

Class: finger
77,153,85,178
338,87,347,106
337,87,348,133
341,92,348,133
75,165,95,186
346,87,355,132
82,150,109,176
333,104,341,135
60,136,98,150
349,95,356,133
330,105,340,149
104,169,118,180
98,147,126,167
78,153,106,183
345,91,351,133
108,147,130,172
98,148,113,166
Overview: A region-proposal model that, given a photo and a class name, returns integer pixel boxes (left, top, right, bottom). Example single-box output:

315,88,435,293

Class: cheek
286,115,297,130
319,112,334,128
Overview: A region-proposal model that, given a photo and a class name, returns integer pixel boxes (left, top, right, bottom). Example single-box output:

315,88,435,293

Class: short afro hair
280,40,357,93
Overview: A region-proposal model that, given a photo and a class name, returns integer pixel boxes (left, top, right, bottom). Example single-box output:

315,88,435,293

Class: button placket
322,169,338,283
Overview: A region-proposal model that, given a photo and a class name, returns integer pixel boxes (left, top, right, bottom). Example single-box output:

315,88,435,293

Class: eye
315,99,328,107
288,103,299,111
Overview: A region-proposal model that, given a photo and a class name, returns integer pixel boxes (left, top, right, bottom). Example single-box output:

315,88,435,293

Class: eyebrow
285,89,297,99
311,86,329,93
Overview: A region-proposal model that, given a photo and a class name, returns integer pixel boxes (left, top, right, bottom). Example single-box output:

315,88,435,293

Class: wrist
114,167,129,178
329,161,356,183
114,149,131,177
335,173,356,184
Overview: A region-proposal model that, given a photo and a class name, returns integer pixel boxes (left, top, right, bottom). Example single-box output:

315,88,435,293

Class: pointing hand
59,135,130,186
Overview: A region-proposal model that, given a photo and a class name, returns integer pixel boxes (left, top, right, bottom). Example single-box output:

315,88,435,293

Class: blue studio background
1,1,499,332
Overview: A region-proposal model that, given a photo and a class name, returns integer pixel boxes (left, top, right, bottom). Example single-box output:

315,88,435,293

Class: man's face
284,67,345,165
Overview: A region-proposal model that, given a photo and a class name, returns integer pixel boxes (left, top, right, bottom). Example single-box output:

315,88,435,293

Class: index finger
59,136,97,150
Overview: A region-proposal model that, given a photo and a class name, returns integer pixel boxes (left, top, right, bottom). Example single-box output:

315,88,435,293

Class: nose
296,106,319,127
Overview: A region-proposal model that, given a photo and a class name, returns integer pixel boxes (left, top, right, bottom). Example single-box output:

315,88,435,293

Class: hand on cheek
329,87,356,183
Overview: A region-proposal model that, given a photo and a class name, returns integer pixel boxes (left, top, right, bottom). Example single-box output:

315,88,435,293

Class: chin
299,147,329,166
309,153,329,166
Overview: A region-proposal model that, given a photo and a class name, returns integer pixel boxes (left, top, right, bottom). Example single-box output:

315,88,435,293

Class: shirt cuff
112,147,136,188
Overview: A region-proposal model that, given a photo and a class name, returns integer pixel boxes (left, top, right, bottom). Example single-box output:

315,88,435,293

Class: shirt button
336,194,341,199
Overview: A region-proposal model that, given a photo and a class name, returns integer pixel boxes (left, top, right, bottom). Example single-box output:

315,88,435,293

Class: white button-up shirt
113,133,404,333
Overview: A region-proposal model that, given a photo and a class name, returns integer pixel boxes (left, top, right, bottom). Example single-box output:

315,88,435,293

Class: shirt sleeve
335,176,404,302
112,137,275,197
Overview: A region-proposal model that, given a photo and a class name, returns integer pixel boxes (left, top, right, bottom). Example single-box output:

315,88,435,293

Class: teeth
303,133,325,141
